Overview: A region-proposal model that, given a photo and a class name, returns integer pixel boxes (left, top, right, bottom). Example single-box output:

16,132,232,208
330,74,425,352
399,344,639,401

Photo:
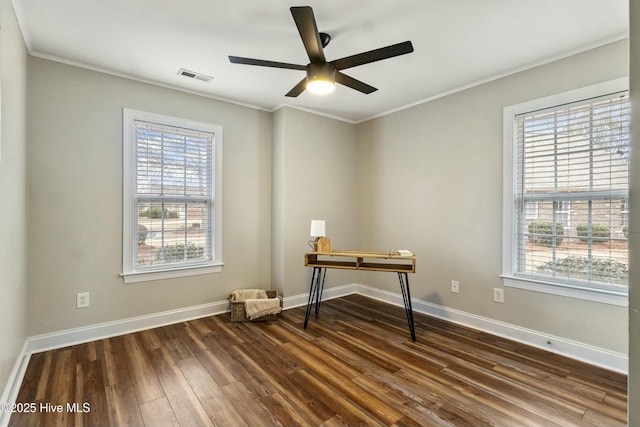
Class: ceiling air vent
178,68,213,82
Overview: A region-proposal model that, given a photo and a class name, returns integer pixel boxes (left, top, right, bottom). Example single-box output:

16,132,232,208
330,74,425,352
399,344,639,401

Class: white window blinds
133,119,215,269
513,91,629,291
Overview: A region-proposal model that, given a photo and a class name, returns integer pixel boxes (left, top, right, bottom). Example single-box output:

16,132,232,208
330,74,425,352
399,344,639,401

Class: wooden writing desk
304,250,417,341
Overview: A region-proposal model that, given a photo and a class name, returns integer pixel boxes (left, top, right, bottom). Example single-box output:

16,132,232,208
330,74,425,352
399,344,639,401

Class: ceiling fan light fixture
306,63,335,95
306,77,335,95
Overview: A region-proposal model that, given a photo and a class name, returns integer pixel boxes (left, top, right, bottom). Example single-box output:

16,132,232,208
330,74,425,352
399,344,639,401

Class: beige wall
628,1,639,424
23,55,357,335
356,40,629,353
26,57,273,335
272,107,358,298
0,0,28,398
25,40,631,351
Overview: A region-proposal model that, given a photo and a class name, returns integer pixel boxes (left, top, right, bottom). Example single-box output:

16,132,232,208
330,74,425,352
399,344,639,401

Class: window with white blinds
122,109,223,283
510,90,629,294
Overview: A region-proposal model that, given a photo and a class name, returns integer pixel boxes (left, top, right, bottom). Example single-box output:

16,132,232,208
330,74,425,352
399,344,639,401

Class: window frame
502,78,628,306
122,109,223,283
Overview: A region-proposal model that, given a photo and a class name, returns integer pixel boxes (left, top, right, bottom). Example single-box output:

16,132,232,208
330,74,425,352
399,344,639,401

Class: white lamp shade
306,78,335,95
310,220,326,237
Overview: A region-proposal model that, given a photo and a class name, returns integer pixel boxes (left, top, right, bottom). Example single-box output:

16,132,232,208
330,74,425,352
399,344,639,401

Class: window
553,200,571,229
502,80,629,305
525,201,539,220
621,198,629,228
122,109,223,283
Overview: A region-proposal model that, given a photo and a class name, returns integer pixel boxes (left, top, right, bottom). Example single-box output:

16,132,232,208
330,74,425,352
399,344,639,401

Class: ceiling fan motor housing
307,62,336,83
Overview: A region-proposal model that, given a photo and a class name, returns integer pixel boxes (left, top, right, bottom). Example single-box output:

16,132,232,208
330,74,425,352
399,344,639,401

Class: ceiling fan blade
335,72,377,94
332,41,414,71
290,6,326,63
229,56,306,71
285,78,308,97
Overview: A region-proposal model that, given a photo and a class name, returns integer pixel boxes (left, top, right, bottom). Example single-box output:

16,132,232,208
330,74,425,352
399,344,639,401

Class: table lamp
309,220,332,252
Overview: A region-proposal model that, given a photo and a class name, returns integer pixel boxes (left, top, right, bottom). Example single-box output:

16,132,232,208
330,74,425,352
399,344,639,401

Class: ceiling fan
229,6,414,97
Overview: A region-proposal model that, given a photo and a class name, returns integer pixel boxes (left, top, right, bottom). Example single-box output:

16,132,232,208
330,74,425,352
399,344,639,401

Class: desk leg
398,272,416,342
315,268,327,316
304,267,326,329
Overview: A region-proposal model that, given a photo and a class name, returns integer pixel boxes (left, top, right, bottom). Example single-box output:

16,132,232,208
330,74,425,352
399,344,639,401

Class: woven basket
230,290,279,322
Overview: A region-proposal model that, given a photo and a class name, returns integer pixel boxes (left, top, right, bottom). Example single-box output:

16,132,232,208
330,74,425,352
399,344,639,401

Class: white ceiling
13,0,628,123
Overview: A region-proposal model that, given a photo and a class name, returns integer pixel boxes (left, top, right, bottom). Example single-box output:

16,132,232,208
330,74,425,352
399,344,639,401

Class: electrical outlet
451,280,459,293
493,288,504,303
76,292,90,308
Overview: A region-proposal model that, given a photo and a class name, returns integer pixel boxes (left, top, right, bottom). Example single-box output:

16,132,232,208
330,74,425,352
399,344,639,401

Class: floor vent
178,68,213,82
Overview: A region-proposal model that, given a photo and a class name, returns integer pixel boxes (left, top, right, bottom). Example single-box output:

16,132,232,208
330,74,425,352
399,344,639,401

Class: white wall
356,40,629,353
26,57,273,336
0,0,28,400
272,107,358,298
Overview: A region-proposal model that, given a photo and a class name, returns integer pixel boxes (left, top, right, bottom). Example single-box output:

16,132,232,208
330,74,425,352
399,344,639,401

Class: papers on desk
396,250,413,257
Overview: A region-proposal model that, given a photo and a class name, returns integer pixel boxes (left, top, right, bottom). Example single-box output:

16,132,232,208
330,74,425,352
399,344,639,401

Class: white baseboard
0,342,31,427
282,283,357,310
26,299,229,354
23,284,630,373
353,283,628,374
1,282,626,423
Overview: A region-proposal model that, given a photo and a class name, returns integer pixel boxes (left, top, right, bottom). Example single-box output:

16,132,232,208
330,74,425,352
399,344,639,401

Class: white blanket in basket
229,289,268,302
244,298,281,320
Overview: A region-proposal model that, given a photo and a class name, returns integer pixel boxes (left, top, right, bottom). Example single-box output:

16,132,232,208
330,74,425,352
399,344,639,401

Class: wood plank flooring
10,295,627,426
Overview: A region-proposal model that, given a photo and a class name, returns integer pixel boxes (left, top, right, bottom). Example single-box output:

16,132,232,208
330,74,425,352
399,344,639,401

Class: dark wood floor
10,295,627,427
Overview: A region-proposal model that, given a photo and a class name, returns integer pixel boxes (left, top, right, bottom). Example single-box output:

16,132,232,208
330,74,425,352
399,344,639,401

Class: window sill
121,263,224,284
501,275,627,307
